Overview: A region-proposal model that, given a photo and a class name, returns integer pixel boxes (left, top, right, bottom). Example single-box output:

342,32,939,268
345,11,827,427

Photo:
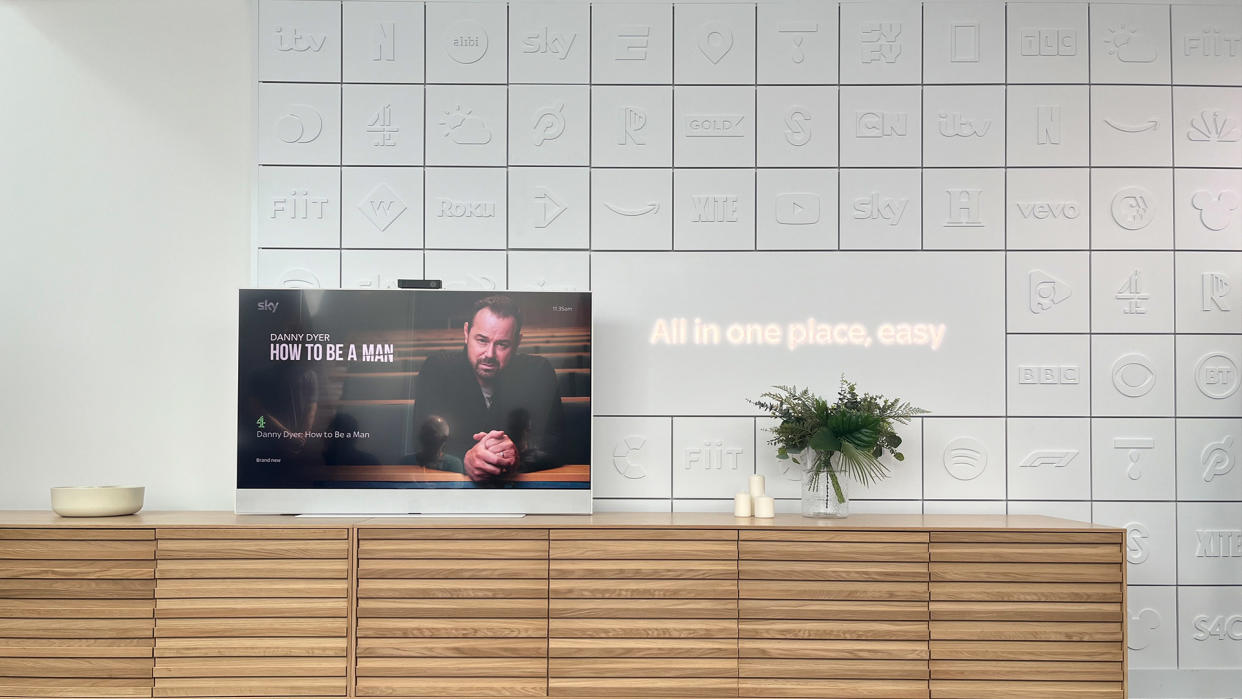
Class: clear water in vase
801,450,850,518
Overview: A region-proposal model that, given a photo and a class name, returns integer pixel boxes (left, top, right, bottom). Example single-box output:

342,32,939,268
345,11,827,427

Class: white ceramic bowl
50,486,145,517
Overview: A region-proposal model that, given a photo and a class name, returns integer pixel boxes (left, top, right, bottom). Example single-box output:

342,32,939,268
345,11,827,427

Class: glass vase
801,450,849,518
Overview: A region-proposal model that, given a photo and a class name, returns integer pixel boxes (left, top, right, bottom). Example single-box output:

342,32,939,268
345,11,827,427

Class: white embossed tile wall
256,1,1242,686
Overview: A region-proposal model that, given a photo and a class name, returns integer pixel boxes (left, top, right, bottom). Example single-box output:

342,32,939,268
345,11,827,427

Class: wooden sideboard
0,512,1127,699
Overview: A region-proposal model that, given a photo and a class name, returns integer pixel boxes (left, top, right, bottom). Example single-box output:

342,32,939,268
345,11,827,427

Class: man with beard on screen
409,295,564,486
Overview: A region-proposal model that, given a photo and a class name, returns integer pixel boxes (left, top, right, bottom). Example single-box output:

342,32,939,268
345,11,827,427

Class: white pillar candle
753,496,775,518
733,492,753,517
748,474,766,498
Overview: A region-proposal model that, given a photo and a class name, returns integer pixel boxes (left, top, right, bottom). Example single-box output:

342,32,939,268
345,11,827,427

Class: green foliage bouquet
750,377,928,505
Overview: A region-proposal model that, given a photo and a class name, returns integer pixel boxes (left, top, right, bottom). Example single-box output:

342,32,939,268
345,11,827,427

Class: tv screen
236,289,591,514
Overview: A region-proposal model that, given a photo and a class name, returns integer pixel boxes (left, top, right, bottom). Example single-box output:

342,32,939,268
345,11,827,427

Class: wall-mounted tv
236,288,592,514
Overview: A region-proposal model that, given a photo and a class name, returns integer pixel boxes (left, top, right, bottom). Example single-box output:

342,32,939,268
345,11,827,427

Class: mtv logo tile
672,417,754,499
1006,3,1088,83
1177,586,1242,669
508,167,589,249
1091,169,1173,250
1126,586,1178,669
1093,501,1176,585
1006,501,1091,521
922,169,1004,250
922,86,1004,167
256,249,340,289
1006,85,1089,167
756,86,837,168
1174,87,1242,168
591,3,672,84
1175,168,1242,251
674,3,756,85
1176,252,1242,334
342,166,423,249
424,85,507,166
1177,418,1242,502
342,1,424,83
756,169,838,250
1005,252,1089,333
839,86,921,167
508,85,590,166
1091,418,1175,501
1090,252,1174,334
922,2,1004,84
590,86,673,167
842,418,922,500
1006,418,1089,501
424,250,505,292
508,251,590,292
590,169,672,250
1179,503,1242,585
754,417,803,499
423,167,506,250
838,168,920,250
839,1,922,85
1091,335,1175,418
259,0,341,82
1177,335,1242,417
1172,5,1242,86
757,1,838,85
1007,334,1090,417
508,2,590,84
592,416,673,498
257,83,341,166
425,2,506,84
674,86,755,167
1090,86,1172,167
922,418,1005,500
1006,168,1090,250
1090,3,1171,84
257,166,340,249
341,249,424,290
674,169,754,251
342,85,424,166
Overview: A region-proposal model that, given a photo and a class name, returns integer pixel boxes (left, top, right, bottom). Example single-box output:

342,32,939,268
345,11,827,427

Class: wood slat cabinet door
739,530,931,699
356,528,550,698
928,531,1127,699
153,528,350,698
548,528,738,698
0,528,156,698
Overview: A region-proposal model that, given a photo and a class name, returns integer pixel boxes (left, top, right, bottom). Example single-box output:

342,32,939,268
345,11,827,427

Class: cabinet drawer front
741,600,928,621
550,658,737,678
552,529,736,541
742,561,928,582
0,561,154,580
0,542,155,560
549,677,735,697
0,639,153,659
358,618,548,639
930,582,1121,603
930,543,1120,563
361,529,548,540
740,542,928,562
0,530,153,541
552,560,736,580
552,619,737,639
155,598,347,619
155,618,346,638
737,678,929,698
156,559,347,579
741,620,929,641
156,540,347,559
358,657,546,678
359,578,547,599
357,638,547,658
152,676,345,697
929,621,1123,643
152,657,346,678
742,580,928,600
741,639,928,660
0,677,151,697
357,677,546,697
358,598,548,618
930,641,1123,662
930,563,1121,583
155,579,346,599
930,660,1122,682
549,638,736,658
0,600,152,619
929,679,1123,698
930,601,1122,622
361,559,547,579
552,579,736,599
0,619,154,639
741,531,929,543
360,540,548,560
154,638,344,658
551,598,737,619
0,658,151,679
551,541,736,560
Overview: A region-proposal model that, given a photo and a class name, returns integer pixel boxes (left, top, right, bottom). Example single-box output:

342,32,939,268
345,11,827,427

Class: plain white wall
0,0,252,509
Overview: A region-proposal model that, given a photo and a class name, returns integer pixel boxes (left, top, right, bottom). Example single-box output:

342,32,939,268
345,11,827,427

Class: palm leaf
833,441,891,488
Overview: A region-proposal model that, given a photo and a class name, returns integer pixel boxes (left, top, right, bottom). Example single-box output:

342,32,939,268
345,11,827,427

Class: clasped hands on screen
464,430,517,481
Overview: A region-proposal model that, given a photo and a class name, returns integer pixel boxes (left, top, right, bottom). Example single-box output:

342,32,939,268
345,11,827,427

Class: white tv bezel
234,288,594,516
